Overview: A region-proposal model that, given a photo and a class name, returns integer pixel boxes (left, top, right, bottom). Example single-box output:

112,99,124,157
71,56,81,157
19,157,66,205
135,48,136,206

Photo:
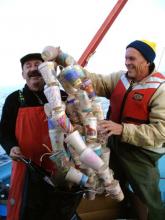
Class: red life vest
109,72,165,124
7,106,55,220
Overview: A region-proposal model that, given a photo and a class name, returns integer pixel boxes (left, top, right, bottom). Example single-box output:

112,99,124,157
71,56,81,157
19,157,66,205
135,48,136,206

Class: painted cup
44,85,62,110
38,61,57,85
83,116,97,142
65,130,87,154
65,166,88,186
61,65,83,88
79,147,104,171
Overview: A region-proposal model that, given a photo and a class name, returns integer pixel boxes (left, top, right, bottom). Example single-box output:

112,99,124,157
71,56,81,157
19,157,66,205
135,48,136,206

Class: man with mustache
0,53,81,220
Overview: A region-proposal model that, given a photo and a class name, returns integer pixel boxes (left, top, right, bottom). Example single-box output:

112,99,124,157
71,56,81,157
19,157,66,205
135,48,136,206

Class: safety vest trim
109,72,165,124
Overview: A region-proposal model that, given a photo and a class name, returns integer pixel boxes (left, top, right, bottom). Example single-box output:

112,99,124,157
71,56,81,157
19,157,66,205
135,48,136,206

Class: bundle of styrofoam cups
37,45,124,202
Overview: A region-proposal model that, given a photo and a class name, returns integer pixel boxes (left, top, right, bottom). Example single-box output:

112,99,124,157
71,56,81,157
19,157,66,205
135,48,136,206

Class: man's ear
22,71,25,79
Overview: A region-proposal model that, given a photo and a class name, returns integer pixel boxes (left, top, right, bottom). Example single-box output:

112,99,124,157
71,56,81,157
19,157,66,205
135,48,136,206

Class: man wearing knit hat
125,39,157,82
59,39,165,219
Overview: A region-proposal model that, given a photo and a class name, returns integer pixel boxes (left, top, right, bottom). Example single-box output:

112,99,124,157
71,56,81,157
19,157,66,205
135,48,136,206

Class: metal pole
78,0,128,67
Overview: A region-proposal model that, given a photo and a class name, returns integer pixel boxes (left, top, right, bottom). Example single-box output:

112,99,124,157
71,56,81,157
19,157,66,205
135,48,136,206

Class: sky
0,0,165,87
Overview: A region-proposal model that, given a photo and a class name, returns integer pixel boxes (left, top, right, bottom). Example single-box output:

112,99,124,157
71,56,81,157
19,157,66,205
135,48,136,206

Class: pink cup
80,147,104,171
54,112,74,134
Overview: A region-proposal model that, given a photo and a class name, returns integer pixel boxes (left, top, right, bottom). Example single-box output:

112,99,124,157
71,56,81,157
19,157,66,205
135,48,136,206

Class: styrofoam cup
65,166,88,186
65,130,87,154
80,147,104,171
97,165,114,186
86,190,96,200
38,61,57,84
105,179,121,196
87,143,102,156
44,85,62,110
110,190,124,201
101,147,110,167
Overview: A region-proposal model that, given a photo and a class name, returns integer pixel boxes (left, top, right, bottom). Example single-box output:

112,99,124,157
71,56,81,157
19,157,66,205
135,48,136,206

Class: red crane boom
78,0,128,67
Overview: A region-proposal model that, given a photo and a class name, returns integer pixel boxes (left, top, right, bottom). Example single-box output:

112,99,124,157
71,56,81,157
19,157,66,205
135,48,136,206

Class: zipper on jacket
119,80,134,122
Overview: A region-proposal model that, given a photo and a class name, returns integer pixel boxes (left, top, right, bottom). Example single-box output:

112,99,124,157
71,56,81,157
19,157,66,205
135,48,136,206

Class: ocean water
0,85,22,115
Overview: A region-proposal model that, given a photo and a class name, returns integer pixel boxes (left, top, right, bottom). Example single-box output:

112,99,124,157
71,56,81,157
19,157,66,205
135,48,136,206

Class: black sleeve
0,91,20,155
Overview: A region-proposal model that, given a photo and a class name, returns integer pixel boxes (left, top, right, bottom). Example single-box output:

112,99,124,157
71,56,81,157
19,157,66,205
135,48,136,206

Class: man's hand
10,146,23,161
98,120,123,137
